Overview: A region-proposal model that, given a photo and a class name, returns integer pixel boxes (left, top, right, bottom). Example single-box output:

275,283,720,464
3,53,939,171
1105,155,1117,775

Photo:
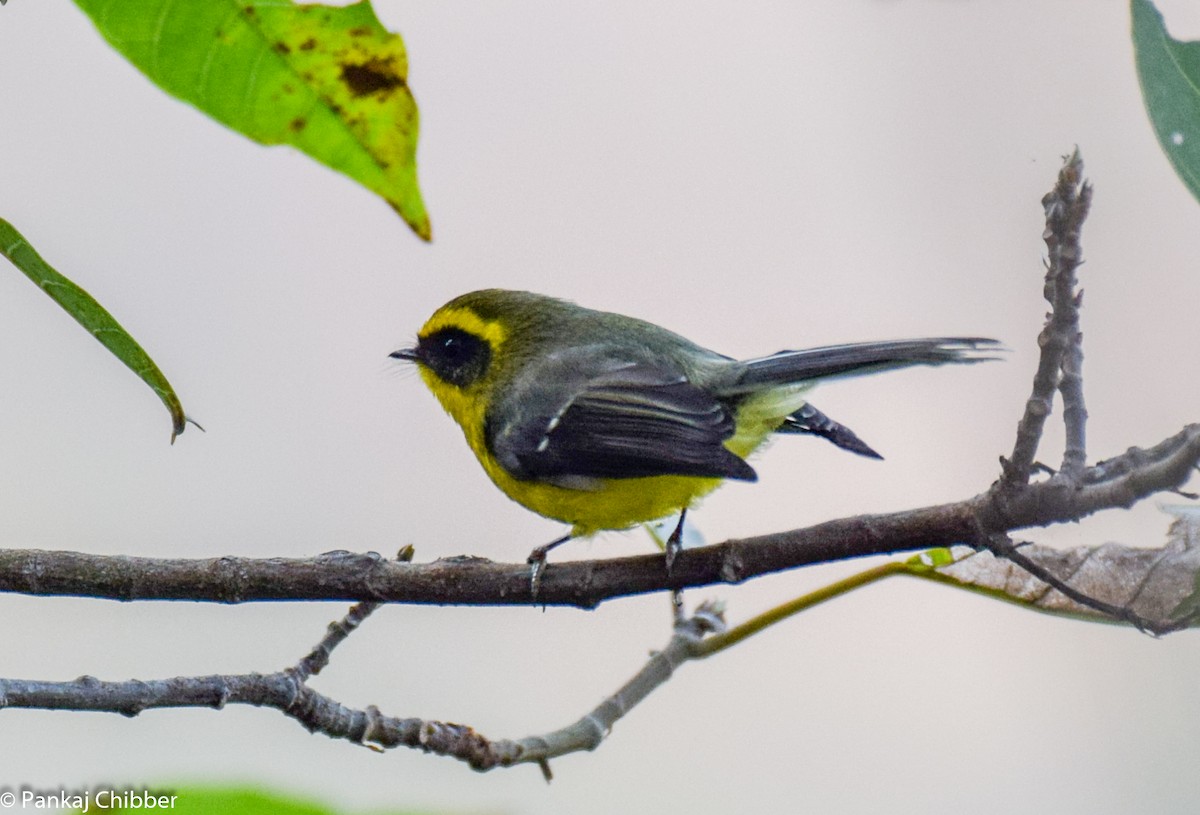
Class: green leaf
1132,0,1200,203
0,219,190,441
905,547,956,570
72,0,431,240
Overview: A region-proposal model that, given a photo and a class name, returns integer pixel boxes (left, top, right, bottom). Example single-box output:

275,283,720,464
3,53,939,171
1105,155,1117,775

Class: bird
391,289,999,581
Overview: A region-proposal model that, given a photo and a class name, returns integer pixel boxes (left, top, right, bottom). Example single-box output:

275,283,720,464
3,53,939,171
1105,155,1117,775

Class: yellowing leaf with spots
73,0,430,240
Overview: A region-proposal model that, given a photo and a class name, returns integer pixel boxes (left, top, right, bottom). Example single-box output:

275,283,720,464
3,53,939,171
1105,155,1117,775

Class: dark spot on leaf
349,26,372,37
289,117,307,132
274,41,291,55
299,38,317,51
242,4,255,16
341,61,405,97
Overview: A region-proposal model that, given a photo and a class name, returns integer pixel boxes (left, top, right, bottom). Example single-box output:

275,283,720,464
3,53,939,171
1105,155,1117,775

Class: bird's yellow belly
471,417,784,537
446,379,804,537
485,466,726,536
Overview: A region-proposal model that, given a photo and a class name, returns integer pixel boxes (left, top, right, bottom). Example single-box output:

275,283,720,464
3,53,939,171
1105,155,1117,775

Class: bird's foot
526,533,571,600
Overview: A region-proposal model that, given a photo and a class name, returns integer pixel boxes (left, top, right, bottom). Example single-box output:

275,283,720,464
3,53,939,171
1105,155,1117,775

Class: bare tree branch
5,515,1196,776
1003,148,1091,485
0,421,1195,609
1046,152,1091,482
0,596,730,776
979,150,1199,631
1,150,1197,771
0,637,506,770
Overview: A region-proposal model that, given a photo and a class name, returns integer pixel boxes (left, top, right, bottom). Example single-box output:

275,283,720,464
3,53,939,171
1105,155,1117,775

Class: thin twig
695,562,906,656
974,531,1185,635
1049,169,1091,481
294,601,381,682
499,603,727,778
0,603,731,775
293,546,412,681
0,670,508,769
1003,149,1091,485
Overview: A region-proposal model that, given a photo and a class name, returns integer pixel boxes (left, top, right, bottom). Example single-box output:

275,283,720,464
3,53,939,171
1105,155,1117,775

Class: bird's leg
527,533,572,599
666,508,687,621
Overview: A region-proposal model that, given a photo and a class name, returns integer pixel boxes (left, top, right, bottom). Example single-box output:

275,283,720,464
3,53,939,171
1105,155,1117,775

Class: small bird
392,289,999,577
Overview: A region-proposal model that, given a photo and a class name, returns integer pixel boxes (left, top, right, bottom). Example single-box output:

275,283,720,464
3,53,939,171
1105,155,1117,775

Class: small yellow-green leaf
1132,0,1200,203
905,547,956,570
0,219,189,441
73,0,431,240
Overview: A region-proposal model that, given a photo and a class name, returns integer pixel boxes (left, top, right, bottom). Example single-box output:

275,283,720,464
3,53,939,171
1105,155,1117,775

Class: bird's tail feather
725,337,1002,392
778,402,883,459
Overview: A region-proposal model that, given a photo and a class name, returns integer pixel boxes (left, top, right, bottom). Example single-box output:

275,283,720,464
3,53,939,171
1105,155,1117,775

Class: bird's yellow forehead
419,305,508,350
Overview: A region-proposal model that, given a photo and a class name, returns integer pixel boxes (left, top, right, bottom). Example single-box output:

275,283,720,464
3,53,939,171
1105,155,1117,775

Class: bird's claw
526,533,570,601
527,551,547,600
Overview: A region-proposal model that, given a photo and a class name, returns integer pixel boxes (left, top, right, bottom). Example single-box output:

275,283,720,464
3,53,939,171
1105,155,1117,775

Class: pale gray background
2,2,1199,813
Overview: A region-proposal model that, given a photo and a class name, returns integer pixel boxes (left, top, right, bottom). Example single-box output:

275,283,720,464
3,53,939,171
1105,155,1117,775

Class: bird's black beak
390,347,420,362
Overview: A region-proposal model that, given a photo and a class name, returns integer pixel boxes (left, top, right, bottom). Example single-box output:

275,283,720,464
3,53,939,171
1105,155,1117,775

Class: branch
0,626,510,771
6,520,1195,776
0,422,1196,609
1002,147,1091,485
980,150,1200,631
0,596,731,776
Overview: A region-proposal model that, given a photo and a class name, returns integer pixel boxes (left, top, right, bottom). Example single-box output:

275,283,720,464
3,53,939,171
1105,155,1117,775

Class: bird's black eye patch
416,328,492,388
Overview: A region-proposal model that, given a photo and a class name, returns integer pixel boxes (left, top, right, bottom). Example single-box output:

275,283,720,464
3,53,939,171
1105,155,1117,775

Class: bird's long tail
725,337,1002,393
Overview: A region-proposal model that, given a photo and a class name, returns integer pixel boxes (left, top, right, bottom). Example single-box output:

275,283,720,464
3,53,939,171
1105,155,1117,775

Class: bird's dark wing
487,360,757,484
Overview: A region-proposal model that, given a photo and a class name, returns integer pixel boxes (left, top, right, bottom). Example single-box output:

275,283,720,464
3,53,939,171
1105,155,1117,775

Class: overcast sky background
2,2,1200,814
